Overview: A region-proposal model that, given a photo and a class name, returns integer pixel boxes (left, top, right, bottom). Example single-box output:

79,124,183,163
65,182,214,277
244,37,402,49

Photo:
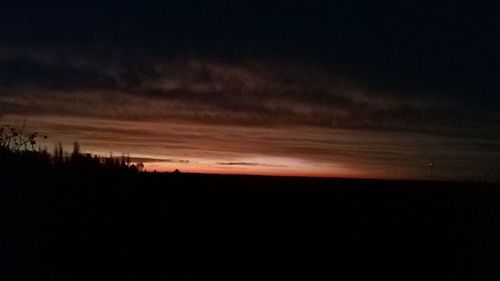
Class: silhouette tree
72,141,81,160
1,122,144,175
54,142,64,164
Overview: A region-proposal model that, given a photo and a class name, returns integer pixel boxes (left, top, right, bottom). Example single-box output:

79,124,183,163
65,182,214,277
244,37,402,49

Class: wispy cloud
216,162,285,167
1,48,497,139
1,48,499,181
126,157,189,164
2,114,499,181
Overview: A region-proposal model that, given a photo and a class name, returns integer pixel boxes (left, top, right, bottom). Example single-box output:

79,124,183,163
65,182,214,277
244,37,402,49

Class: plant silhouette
1,123,143,174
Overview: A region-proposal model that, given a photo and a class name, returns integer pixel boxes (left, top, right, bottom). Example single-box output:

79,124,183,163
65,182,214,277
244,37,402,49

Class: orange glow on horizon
4,114,497,182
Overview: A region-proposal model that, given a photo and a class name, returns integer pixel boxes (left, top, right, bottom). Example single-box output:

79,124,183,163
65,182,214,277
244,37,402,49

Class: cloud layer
1,48,499,181
1,48,497,137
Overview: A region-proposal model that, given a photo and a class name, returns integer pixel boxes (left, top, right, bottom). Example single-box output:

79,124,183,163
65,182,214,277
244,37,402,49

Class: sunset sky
1,1,499,181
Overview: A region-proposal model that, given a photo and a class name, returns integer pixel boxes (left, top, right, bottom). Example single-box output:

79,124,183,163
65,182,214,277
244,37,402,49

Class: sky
1,1,499,181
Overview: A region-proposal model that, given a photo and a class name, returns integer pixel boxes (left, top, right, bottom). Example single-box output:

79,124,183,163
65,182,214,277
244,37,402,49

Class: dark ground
2,169,500,280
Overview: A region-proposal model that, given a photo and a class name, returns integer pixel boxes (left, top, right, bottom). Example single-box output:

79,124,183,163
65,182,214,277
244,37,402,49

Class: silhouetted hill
2,135,500,280
3,160,500,281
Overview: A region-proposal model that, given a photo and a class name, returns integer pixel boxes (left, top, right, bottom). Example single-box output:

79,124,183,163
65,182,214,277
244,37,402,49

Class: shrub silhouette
1,123,143,174
1,123,47,151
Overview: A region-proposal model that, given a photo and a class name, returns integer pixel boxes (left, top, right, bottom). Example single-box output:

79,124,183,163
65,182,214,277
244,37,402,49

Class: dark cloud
0,52,497,139
127,157,189,164
3,1,499,101
217,162,285,167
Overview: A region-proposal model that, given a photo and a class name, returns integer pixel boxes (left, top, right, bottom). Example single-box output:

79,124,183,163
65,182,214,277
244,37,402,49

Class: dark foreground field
2,169,500,280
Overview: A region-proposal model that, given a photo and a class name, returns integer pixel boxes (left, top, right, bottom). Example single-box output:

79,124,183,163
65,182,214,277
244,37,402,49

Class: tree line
0,123,144,173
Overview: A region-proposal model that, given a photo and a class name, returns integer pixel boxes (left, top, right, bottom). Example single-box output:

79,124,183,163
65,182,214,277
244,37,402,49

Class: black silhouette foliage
0,123,143,174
